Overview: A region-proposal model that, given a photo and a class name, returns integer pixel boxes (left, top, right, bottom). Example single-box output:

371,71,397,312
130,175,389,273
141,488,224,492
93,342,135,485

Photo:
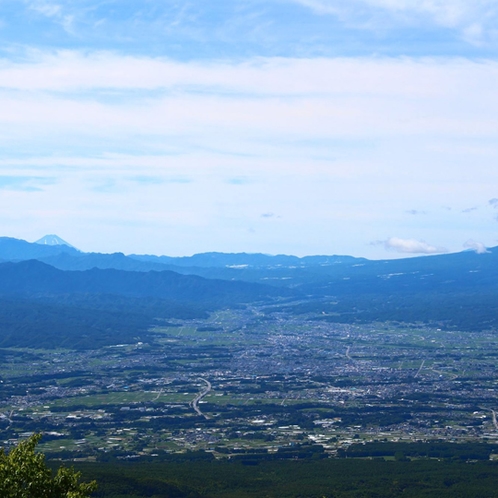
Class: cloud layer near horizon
0,50,497,256
382,237,448,254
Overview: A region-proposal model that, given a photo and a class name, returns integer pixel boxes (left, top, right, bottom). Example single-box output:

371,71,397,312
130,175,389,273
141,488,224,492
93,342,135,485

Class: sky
1,1,498,258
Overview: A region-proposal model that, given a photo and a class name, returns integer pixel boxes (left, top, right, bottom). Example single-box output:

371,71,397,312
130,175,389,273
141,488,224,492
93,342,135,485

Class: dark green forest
69,457,498,498
0,295,206,349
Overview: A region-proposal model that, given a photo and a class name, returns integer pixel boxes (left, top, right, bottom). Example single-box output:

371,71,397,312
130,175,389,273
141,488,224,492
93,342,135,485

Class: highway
190,378,212,420
414,359,425,378
492,409,498,430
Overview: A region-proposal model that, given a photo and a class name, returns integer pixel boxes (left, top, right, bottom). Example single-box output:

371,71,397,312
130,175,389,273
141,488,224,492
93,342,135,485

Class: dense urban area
1,305,497,461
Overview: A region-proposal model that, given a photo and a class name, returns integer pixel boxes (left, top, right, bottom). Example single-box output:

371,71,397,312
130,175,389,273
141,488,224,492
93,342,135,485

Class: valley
1,306,497,462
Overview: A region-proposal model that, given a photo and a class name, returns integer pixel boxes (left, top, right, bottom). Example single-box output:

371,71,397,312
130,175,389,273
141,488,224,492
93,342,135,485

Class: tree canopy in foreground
0,434,96,497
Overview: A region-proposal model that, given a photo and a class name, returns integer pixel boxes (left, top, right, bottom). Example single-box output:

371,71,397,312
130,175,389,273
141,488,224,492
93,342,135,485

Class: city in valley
1,304,497,461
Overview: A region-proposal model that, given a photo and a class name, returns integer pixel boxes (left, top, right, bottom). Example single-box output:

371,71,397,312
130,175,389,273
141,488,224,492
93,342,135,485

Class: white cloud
0,51,498,256
382,237,448,254
463,239,489,254
0,50,497,98
1,52,498,142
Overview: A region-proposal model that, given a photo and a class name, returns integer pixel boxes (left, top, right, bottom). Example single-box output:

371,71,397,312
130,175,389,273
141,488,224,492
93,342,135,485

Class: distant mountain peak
35,234,77,249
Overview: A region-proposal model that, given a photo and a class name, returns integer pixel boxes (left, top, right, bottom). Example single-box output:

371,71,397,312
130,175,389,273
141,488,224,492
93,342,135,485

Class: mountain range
1,235,497,295
0,235,497,349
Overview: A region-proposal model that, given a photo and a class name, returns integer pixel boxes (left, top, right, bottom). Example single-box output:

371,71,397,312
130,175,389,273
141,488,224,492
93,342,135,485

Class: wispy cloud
27,1,75,33
128,175,193,185
0,0,492,67
0,175,54,191
90,179,118,193
30,2,62,18
289,0,498,43
128,175,164,185
227,177,251,185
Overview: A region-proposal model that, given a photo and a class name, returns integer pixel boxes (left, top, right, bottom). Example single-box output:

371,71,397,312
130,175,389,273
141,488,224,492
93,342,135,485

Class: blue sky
1,1,498,257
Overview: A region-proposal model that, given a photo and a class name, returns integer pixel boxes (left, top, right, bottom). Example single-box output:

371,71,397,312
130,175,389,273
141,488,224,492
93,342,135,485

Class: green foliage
344,441,498,461
0,434,96,497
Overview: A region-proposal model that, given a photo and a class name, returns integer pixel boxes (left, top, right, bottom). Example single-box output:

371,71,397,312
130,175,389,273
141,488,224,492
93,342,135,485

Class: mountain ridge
0,237,497,348
0,259,293,305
